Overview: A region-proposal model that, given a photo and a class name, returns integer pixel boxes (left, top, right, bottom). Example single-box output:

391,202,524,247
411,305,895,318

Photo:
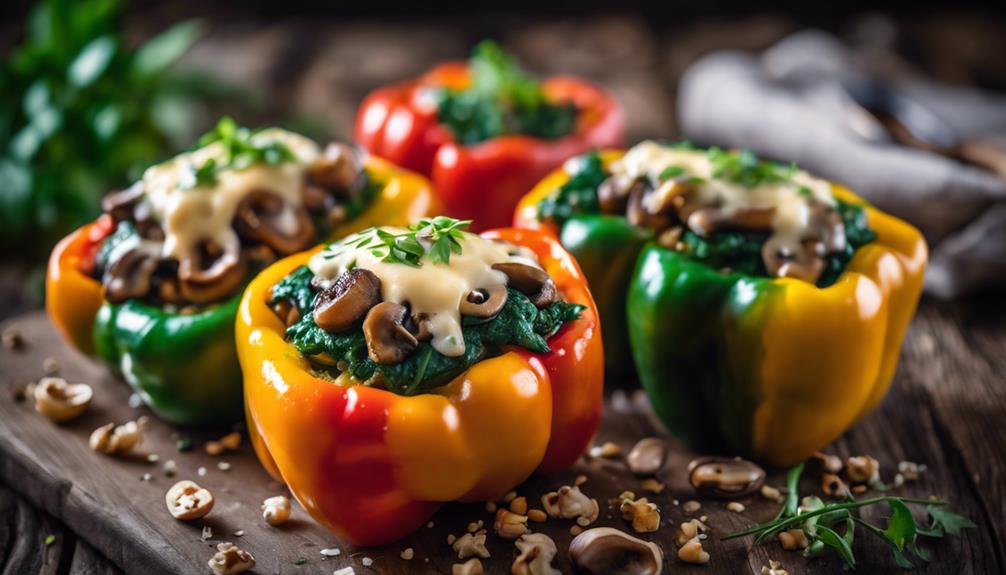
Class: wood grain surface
0,303,1003,574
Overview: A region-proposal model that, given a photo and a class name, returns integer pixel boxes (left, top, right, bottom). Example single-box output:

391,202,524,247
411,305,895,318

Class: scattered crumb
42,357,60,375
361,557,373,567
128,393,143,408
217,461,231,472
761,485,782,501
898,461,925,481
197,466,207,477
893,473,905,488
400,548,414,560
574,475,588,486
141,473,152,482
570,525,583,536
147,453,160,463
762,559,789,575
426,521,434,528
234,529,245,537
320,548,341,557
466,520,483,533
2,327,25,350
589,441,621,458
163,459,178,477
485,501,497,513
726,502,745,513
447,534,457,545
682,500,702,514
503,490,517,503
640,478,664,494
201,526,213,542
333,567,355,575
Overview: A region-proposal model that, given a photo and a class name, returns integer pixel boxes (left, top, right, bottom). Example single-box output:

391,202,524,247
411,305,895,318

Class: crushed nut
589,441,621,459
89,417,147,455
675,518,707,546
208,542,255,575
682,500,702,514
204,441,225,456
262,495,291,526
893,473,905,488
851,484,868,495
493,508,529,539
452,558,483,575
503,490,518,503
726,501,745,513
821,473,849,498
333,567,354,575
512,533,561,575
2,327,25,350
762,559,789,575
574,475,588,486
761,485,783,501
626,437,667,476
453,530,490,560
678,536,710,564
165,480,214,520
467,519,484,533
32,377,92,422
220,432,241,450
447,534,457,545
541,484,599,524
400,548,414,560
201,525,212,541
898,461,925,481
163,459,178,477
778,529,809,550
510,496,528,515
813,451,843,473
640,478,665,494
361,557,373,567
42,357,60,375
527,509,547,523
619,493,660,533
845,456,880,484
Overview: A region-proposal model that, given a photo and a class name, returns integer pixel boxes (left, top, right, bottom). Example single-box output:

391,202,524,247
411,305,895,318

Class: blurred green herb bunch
0,0,220,259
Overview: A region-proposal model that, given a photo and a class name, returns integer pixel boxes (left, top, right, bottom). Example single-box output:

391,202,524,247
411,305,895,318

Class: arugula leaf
927,505,977,536
434,40,578,145
883,499,917,551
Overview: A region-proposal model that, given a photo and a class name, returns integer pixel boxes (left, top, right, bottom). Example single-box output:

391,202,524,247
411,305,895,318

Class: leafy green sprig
328,216,474,268
707,147,797,188
178,117,296,189
723,463,975,570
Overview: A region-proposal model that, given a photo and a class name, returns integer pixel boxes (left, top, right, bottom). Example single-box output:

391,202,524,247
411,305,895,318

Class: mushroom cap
459,284,508,318
233,189,316,256
687,456,766,498
312,268,382,332
178,247,249,305
491,263,557,307
363,301,419,365
103,248,159,304
568,527,663,575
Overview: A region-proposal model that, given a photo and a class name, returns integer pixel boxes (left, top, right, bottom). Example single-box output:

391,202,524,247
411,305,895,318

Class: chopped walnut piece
821,473,849,498
400,548,414,560
494,508,529,540
541,484,599,525
510,496,528,515
207,542,255,575
89,417,148,455
778,529,809,550
467,519,484,533
812,451,843,473
640,478,665,494
589,441,621,459
846,456,880,484
619,493,660,533
762,559,790,575
898,461,925,481
675,518,708,546
453,529,490,560
262,495,291,526
678,537,710,564
165,480,214,520
512,533,561,575
452,558,483,575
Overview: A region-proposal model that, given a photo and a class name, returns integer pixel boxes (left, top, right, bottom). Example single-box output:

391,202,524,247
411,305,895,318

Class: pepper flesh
46,157,436,425
235,228,602,545
515,151,927,466
355,62,624,231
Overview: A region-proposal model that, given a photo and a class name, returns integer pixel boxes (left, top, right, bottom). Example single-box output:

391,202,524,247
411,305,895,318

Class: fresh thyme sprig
723,463,975,570
326,217,473,268
178,116,295,189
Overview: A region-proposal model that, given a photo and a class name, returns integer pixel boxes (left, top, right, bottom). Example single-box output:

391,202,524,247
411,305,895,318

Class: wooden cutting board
0,309,1001,574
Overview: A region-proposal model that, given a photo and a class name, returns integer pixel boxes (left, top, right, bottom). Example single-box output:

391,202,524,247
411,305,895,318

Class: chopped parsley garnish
326,216,473,268
434,40,578,145
273,268,584,395
707,147,796,188
178,116,296,190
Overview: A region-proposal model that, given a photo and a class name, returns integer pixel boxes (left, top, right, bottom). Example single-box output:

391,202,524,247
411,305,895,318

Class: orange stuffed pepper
355,40,624,231
236,217,602,544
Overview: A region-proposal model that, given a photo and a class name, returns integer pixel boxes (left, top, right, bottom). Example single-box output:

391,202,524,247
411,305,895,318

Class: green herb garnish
44,534,56,546
434,40,578,145
178,117,296,189
273,268,584,395
707,147,796,188
659,166,686,180
723,463,975,570
535,152,607,226
326,217,473,268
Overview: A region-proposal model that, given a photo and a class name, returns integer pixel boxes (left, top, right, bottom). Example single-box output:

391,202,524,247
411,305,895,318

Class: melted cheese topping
611,141,837,256
139,128,319,263
309,229,542,357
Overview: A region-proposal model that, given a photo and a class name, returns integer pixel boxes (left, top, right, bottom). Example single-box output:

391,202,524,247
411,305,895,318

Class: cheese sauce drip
140,128,319,264
611,141,838,258
309,229,542,357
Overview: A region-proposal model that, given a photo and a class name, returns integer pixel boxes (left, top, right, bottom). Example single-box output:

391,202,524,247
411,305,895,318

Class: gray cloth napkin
678,31,1006,298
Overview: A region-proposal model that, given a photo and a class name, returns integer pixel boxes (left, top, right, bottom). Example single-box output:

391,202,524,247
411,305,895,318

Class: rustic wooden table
1,296,1004,574
3,11,1006,575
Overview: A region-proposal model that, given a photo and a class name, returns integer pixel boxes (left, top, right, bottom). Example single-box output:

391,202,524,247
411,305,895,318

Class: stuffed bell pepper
46,118,435,425
515,141,927,466
355,40,624,231
236,217,602,544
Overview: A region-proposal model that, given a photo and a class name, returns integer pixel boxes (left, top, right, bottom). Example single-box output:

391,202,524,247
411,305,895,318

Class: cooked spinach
535,151,607,226
434,40,578,145
272,266,584,396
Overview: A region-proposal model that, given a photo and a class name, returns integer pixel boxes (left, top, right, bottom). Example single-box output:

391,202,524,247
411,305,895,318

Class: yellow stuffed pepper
515,141,927,466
